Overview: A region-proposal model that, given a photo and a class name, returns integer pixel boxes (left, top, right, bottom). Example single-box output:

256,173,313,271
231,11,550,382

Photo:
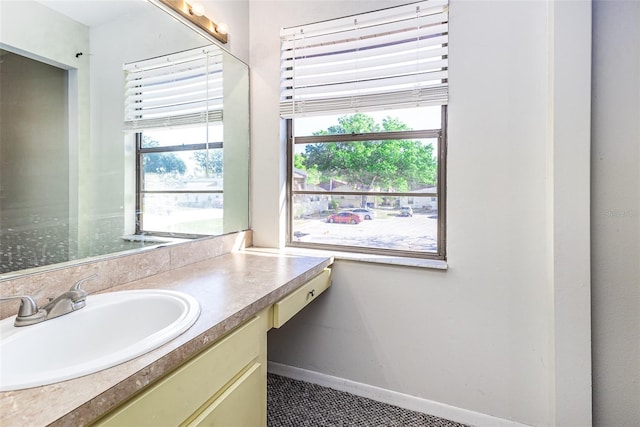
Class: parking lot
292,208,439,252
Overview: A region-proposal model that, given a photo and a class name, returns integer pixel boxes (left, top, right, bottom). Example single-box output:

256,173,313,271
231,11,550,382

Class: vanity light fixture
154,0,228,44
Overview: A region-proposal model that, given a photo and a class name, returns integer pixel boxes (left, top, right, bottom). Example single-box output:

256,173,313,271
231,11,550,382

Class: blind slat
125,85,223,105
125,65,222,89
125,99,223,119
281,46,448,79
125,98,223,117
280,86,448,118
124,110,223,133
281,70,447,99
280,59,448,90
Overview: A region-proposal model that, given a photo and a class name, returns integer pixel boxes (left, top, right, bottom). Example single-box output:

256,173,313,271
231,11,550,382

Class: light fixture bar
153,0,228,44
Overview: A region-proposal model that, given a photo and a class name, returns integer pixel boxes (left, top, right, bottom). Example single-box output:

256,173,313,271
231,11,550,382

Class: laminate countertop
0,251,333,426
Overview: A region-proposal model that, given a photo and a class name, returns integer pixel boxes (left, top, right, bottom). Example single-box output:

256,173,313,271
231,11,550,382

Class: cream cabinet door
186,362,264,427
94,314,265,426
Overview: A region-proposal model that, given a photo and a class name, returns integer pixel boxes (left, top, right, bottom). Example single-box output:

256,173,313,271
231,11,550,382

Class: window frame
134,132,224,239
286,106,447,260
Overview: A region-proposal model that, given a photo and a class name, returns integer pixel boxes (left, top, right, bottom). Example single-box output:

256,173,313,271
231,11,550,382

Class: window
281,0,449,259
124,47,224,237
135,126,224,237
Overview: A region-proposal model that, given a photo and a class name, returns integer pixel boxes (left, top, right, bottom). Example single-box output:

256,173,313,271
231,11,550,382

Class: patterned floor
267,374,469,427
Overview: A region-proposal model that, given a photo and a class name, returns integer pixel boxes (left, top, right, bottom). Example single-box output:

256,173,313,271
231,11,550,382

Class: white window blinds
280,0,448,118
124,46,223,132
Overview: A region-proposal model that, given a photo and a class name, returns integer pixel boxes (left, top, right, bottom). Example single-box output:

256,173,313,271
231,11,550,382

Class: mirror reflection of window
124,47,224,238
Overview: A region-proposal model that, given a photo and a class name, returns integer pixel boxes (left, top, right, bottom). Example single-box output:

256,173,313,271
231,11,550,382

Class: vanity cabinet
94,310,269,427
93,267,331,427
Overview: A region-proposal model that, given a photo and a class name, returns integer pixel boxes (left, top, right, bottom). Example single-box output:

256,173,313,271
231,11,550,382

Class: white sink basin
0,289,200,391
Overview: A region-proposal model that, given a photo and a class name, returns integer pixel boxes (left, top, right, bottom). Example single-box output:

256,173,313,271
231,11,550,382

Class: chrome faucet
0,274,97,327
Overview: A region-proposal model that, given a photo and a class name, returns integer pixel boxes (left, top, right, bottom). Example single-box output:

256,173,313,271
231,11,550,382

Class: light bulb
189,2,205,17
216,22,228,35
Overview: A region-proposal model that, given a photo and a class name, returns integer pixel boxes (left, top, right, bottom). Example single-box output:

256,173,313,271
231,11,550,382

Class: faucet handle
0,295,47,326
64,274,98,309
70,273,98,292
0,295,39,317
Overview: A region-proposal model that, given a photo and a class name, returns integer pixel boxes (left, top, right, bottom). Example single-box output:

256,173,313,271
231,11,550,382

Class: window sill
246,246,448,270
121,235,187,244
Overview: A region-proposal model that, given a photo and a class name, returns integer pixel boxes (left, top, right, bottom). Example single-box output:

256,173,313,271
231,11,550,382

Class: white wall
250,0,592,425
591,1,640,425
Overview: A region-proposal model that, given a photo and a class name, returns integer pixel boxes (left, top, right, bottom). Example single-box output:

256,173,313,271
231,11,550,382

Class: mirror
0,0,250,277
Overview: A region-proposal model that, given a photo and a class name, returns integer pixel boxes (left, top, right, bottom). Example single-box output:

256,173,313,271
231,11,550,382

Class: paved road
292,211,438,252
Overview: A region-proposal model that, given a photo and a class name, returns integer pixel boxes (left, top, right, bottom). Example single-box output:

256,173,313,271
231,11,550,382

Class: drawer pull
308,289,315,298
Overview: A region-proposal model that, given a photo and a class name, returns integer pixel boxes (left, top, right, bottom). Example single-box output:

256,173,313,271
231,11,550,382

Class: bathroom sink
0,289,200,391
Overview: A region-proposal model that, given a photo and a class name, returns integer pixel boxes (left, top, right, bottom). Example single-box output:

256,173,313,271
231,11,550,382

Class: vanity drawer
95,315,262,426
273,268,331,328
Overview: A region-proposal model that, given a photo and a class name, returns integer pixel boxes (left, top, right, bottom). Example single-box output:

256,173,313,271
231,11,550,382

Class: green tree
293,153,307,170
294,153,321,186
302,113,437,194
142,137,186,175
193,149,223,175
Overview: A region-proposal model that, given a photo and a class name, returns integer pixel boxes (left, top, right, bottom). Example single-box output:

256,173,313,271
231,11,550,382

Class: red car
327,212,361,224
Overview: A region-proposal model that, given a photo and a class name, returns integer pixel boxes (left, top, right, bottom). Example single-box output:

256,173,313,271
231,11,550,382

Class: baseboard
267,361,531,427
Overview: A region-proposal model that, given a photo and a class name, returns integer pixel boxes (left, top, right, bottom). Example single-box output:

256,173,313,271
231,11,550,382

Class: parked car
327,211,362,224
348,208,376,220
399,206,413,217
